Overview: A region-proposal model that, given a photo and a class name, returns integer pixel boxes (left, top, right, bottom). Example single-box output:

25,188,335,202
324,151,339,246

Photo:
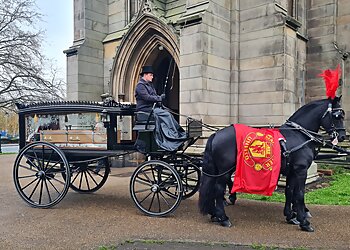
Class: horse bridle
283,103,345,156
321,103,345,139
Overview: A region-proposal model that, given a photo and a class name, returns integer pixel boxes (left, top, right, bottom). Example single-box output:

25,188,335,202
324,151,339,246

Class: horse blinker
321,101,346,142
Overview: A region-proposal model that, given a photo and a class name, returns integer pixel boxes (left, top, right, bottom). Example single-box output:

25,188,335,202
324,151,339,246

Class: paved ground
1,154,350,250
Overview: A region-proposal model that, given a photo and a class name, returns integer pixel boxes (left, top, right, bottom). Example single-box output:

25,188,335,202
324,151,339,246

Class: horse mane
287,99,328,122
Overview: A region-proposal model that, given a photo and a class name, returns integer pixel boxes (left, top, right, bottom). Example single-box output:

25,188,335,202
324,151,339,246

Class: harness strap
283,139,314,157
285,120,324,141
283,120,325,156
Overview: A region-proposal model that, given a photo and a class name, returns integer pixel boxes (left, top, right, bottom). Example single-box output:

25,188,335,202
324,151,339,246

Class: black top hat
140,65,154,76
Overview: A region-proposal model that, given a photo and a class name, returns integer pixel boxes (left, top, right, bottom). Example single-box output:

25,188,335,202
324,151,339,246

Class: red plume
319,65,341,99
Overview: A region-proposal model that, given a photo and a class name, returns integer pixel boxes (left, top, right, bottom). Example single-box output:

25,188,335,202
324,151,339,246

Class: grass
238,191,285,203
238,166,350,205
304,173,350,205
98,246,116,250
251,244,278,249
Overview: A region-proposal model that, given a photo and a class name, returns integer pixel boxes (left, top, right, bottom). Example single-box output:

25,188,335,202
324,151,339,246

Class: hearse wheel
130,160,183,217
68,158,110,193
13,142,70,208
175,162,201,199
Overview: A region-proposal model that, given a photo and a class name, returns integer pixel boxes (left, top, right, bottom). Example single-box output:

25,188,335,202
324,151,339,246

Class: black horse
198,97,346,232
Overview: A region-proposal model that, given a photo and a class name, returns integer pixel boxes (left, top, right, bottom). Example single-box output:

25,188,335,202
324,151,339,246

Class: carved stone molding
110,15,179,102
134,0,162,20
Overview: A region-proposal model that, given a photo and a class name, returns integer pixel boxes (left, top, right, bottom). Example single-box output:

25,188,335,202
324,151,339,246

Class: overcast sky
36,1,74,79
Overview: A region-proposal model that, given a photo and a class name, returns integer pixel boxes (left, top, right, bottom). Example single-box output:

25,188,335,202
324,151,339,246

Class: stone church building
65,0,350,130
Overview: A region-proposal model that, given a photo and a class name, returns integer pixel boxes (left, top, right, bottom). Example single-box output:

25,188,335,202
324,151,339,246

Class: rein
199,121,327,178
163,105,221,132
157,106,232,177
199,120,349,178
282,120,330,156
201,166,236,178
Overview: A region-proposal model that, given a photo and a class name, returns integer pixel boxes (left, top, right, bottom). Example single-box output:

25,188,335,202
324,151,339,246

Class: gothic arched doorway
144,47,179,116
110,14,180,118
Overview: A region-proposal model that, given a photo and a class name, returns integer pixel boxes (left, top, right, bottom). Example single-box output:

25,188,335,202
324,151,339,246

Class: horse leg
293,206,312,219
284,174,299,225
227,192,237,206
292,191,312,219
294,171,314,232
224,178,237,206
212,176,232,227
198,174,217,218
201,125,236,227
199,134,218,219
305,207,312,218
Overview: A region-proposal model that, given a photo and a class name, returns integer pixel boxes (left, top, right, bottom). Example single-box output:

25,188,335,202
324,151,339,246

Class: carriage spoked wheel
130,160,183,217
67,159,110,193
13,142,70,208
174,162,201,199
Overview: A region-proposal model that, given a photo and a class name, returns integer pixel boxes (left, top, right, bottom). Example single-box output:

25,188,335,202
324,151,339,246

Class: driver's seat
134,111,155,131
133,111,158,153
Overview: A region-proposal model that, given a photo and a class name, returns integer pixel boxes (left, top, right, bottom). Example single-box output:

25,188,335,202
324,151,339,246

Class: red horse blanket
231,124,284,196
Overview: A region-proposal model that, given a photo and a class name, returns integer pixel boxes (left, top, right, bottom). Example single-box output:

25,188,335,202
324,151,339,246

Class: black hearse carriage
13,100,202,216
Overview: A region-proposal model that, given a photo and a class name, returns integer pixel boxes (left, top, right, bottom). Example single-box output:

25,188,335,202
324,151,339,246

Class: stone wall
178,1,210,123
108,0,127,33
66,0,349,129
306,0,350,130
102,0,128,96
306,0,337,102
239,2,286,125
179,0,306,126
66,0,108,101
239,1,307,125
201,0,232,125
179,1,233,126
230,0,239,124
337,0,350,131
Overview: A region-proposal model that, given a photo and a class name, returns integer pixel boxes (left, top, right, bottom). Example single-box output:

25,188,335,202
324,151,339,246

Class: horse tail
198,133,217,215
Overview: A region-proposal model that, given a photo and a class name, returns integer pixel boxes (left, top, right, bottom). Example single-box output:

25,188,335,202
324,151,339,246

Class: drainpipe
301,69,305,105
333,0,349,87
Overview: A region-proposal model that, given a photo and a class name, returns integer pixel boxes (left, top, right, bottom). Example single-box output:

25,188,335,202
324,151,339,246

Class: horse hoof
305,211,312,218
211,215,219,223
224,198,235,206
228,196,236,205
220,220,232,227
300,225,314,232
286,217,300,225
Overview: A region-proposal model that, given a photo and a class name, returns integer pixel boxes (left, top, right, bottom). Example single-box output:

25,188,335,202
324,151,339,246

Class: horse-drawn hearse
12,66,350,232
13,99,202,216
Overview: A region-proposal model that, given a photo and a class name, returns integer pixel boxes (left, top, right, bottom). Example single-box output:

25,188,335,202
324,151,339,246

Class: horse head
320,96,346,143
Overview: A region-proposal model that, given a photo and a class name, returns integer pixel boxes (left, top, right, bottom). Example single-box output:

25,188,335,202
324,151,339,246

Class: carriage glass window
25,112,107,148
117,116,133,143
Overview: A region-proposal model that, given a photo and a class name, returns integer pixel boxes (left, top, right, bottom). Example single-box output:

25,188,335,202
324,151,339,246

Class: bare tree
0,0,65,111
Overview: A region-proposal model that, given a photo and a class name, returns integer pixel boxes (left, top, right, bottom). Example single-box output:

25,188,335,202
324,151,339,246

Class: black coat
135,78,162,112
